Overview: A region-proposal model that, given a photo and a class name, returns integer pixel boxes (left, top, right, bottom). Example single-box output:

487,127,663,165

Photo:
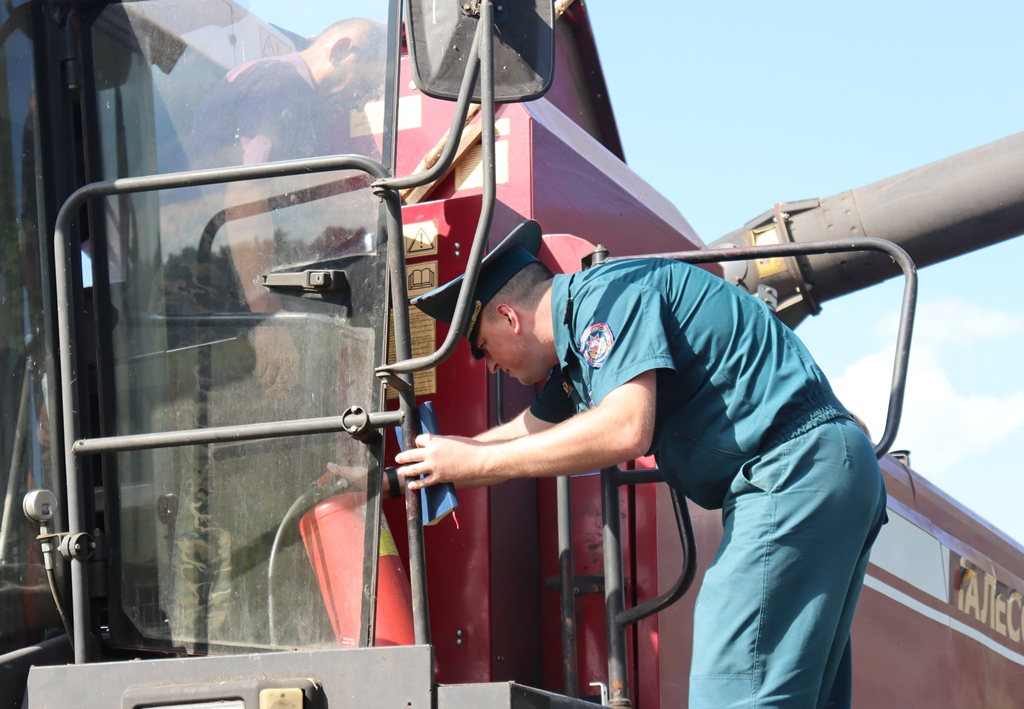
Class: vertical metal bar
381,0,498,651
874,251,917,458
379,0,403,173
360,454,384,648
380,183,430,646
614,485,697,628
53,200,90,664
601,467,631,708
557,475,579,697
360,192,395,650
189,214,215,651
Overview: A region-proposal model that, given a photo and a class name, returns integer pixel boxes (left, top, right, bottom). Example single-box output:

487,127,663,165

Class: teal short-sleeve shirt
531,259,848,509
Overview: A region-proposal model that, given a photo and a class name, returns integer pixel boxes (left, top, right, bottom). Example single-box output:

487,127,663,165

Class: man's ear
330,37,354,67
494,303,522,334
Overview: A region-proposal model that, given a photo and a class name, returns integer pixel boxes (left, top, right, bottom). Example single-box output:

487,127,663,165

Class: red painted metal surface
852,458,1024,707
392,69,1024,702
543,3,624,159
654,454,1024,707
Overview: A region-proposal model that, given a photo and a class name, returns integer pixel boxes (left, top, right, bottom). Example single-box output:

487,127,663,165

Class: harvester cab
3,0,636,705
2,0,402,701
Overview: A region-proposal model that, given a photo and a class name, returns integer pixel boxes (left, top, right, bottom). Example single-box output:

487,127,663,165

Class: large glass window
86,0,393,653
0,1,65,655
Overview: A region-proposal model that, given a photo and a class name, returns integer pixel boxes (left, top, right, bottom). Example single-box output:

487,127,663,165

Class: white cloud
831,299,1024,488
875,297,1024,347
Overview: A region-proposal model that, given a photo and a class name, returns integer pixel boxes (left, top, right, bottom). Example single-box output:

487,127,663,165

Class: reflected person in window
192,18,386,396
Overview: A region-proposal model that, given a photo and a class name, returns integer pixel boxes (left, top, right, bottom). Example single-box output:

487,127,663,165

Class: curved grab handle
609,237,917,459
616,482,697,627
372,22,482,192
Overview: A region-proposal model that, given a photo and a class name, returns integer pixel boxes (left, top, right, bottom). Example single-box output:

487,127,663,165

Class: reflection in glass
0,1,64,655
88,0,391,653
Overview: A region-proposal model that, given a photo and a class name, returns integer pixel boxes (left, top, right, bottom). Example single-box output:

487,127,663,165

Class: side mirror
404,0,555,103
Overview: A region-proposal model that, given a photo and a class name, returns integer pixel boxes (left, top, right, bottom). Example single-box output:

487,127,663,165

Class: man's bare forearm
474,407,555,443
395,371,657,490
463,409,556,487
480,382,654,481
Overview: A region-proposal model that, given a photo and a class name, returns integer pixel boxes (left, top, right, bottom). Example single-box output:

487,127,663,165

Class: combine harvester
1,0,1022,706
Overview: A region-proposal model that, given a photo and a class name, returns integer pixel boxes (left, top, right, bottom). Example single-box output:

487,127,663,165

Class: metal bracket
31,529,96,562
757,284,779,311
339,405,405,446
58,531,95,562
376,370,413,392
589,682,610,707
582,244,610,270
770,203,821,316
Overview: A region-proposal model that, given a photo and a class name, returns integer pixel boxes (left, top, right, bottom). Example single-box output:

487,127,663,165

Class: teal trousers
688,416,887,708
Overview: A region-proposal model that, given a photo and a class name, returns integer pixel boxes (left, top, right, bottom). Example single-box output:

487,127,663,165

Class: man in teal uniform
396,220,888,708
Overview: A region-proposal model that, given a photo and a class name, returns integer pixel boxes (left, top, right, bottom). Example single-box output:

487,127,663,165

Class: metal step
439,682,601,708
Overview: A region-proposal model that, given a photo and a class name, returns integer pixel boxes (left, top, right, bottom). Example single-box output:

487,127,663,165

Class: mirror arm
373,22,482,192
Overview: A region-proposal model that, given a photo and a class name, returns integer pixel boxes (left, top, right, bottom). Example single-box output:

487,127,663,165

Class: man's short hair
483,261,553,321
321,17,386,46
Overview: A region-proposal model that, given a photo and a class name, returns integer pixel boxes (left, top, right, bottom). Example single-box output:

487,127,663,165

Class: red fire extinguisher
300,491,415,648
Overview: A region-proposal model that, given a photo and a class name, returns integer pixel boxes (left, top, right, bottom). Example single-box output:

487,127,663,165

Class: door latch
261,269,348,292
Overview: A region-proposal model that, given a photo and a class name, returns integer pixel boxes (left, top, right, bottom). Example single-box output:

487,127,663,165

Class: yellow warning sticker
386,307,437,398
455,140,510,191
752,226,788,278
404,220,439,257
406,260,438,298
379,525,400,557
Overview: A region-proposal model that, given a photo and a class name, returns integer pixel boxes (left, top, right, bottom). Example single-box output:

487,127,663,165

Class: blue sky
585,0,1024,544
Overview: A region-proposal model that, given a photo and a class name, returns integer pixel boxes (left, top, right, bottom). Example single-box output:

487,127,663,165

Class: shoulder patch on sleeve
580,322,614,368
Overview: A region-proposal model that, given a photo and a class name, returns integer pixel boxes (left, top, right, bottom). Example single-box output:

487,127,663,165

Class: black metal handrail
71,410,404,456
372,21,481,192
602,237,918,459
616,482,697,628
